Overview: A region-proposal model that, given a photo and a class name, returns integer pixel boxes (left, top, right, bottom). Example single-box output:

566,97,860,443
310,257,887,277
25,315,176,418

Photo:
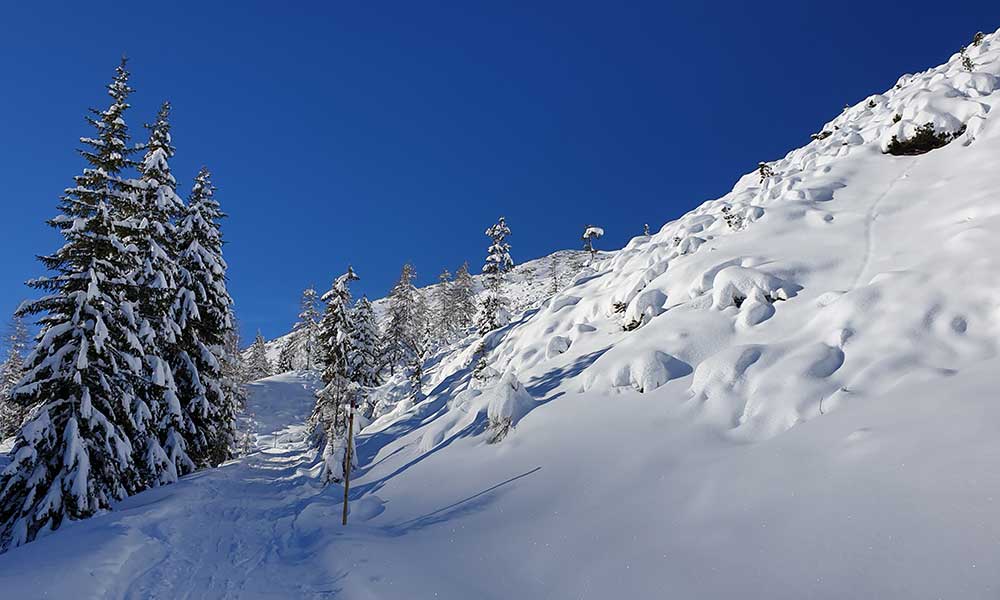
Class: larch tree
0,59,147,550
408,290,430,401
382,263,422,375
171,167,239,468
478,217,513,334
450,262,477,333
432,268,455,344
547,253,561,296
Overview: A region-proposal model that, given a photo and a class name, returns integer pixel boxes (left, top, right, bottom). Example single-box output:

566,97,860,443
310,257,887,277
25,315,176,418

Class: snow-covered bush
484,372,535,443
885,122,965,155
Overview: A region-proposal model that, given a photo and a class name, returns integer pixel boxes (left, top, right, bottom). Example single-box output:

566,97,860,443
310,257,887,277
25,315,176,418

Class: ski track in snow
851,157,919,289
116,373,345,599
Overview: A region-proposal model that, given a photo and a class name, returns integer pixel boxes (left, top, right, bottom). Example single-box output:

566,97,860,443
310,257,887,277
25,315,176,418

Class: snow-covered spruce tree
247,331,272,380
432,268,455,344
382,263,423,375
349,297,381,386
292,286,321,371
312,267,359,484
130,100,191,485
450,262,477,333
478,217,513,334
171,168,240,468
276,338,296,373
0,314,31,438
0,59,147,550
348,296,382,417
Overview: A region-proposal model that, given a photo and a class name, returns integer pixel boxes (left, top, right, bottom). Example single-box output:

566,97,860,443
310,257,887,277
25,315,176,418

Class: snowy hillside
4,28,1000,599
253,249,601,364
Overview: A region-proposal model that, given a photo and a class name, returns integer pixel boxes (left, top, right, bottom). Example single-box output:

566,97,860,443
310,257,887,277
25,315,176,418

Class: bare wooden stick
342,401,355,526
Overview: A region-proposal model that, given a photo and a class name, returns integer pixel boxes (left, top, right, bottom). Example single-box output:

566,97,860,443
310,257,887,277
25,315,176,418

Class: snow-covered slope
4,29,1000,600
253,249,600,364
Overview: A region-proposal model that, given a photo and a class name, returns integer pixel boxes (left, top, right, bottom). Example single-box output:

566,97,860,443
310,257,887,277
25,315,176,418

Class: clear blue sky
2,2,997,341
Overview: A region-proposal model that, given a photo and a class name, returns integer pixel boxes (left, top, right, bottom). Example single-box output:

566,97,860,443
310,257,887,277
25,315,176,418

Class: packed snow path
0,372,350,599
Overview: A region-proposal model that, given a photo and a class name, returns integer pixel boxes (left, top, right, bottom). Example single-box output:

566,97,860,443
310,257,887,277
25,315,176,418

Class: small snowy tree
276,338,296,373
223,315,249,390
348,297,381,390
643,223,650,236
351,303,382,419
382,263,424,374
547,254,561,296
312,267,359,484
758,162,773,182
0,314,30,438
247,331,272,380
582,225,603,263
432,268,455,343
478,217,513,334
0,59,147,550
407,358,424,402
450,262,477,333
960,46,975,72
291,286,321,370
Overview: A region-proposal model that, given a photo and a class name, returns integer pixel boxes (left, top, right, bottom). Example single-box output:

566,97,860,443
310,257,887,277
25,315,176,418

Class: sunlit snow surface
4,29,1000,600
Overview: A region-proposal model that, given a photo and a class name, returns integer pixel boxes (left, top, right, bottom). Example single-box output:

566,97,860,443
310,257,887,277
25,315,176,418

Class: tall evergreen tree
291,286,321,370
0,59,147,550
478,217,513,334
131,100,190,486
247,331,272,381
348,297,382,390
0,314,30,438
450,262,477,333
171,167,239,468
312,267,359,484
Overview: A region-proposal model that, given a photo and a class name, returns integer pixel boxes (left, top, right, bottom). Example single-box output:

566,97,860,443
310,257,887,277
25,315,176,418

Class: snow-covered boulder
545,335,571,359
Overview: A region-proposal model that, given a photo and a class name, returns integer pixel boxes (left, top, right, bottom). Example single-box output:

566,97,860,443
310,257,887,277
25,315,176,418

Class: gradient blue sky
2,2,998,341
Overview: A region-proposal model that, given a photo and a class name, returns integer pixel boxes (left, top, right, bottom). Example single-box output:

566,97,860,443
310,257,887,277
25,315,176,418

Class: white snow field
5,29,1000,600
